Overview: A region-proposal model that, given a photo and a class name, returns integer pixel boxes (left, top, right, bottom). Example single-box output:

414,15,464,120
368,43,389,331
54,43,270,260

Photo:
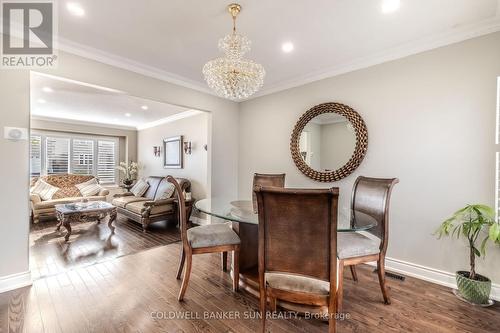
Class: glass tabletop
195,198,376,232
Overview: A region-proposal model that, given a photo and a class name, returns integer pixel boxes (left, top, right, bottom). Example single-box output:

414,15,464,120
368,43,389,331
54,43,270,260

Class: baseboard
0,271,32,294
369,257,500,301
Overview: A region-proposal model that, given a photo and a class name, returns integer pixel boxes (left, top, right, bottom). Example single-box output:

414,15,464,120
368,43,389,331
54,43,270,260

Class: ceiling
30,73,195,129
56,0,500,98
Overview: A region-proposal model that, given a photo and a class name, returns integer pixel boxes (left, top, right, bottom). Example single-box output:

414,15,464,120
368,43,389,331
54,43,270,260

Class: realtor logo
1,1,57,68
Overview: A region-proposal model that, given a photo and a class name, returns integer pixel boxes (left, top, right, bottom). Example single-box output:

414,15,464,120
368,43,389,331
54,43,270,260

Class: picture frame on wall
163,135,183,169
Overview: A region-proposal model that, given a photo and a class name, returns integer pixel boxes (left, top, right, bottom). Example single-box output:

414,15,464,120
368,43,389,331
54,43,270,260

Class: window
30,135,42,177
72,139,94,175
30,132,119,185
97,140,117,184
46,137,70,175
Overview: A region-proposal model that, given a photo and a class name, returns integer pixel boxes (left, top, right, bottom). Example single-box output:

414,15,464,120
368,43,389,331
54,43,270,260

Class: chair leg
377,256,391,305
350,265,358,282
176,248,186,280
221,251,228,272
269,297,277,312
232,248,239,292
337,260,344,313
328,305,337,333
178,252,192,301
260,287,267,333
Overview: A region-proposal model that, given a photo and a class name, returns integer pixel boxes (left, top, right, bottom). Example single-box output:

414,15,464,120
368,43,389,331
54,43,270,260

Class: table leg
108,209,117,234
55,211,63,232
63,219,72,242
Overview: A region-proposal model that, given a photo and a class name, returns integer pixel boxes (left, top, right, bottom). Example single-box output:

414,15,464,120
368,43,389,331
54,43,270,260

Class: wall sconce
183,141,192,155
153,146,161,157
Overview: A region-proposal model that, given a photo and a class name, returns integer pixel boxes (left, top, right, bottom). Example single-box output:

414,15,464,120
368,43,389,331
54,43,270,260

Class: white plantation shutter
72,139,94,175
97,140,117,184
46,137,70,175
30,135,42,177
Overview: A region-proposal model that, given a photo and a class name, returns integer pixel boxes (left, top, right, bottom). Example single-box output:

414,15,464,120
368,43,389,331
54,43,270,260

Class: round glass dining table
195,198,377,232
194,198,377,314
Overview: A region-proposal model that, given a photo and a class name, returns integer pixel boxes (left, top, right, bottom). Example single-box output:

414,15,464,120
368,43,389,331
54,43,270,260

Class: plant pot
123,179,133,186
455,271,491,304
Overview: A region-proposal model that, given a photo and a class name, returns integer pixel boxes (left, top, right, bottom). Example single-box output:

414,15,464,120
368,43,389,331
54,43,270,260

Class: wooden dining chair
252,173,286,213
254,185,339,333
168,176,241,301
337,176,399,312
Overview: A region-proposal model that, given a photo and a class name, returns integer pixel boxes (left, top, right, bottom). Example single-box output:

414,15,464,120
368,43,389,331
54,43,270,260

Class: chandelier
203,3,265,101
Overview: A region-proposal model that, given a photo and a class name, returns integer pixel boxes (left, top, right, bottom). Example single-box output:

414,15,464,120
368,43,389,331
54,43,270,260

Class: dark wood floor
30,216,181,279
1,240,499,333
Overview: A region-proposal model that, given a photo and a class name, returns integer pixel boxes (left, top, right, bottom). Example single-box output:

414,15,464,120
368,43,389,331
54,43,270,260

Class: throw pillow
31,179,59,201
76,178,103,197
131,179,149,197
158,183,175,200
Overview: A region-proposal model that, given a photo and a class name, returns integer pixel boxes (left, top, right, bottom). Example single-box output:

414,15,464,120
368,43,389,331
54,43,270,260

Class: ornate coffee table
55,201,117,242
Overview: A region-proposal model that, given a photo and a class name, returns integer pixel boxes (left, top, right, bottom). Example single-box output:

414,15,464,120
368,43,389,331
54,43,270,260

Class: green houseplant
436,204,500,304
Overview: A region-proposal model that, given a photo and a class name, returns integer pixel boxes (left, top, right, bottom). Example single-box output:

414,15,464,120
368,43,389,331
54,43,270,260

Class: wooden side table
174,198,195,227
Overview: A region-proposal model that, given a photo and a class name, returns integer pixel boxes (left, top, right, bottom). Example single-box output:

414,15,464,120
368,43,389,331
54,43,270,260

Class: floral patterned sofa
30,174,109,223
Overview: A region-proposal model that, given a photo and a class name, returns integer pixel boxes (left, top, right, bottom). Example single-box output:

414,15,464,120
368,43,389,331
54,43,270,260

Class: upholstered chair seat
338,232,380,259
111,196,149,208
187,223,241,249
125,201,174,215
265,272,330,295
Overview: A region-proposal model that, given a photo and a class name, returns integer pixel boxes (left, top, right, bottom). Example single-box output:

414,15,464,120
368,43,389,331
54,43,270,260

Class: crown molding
136,110,204,130
251,16,500,99
56,37,216,97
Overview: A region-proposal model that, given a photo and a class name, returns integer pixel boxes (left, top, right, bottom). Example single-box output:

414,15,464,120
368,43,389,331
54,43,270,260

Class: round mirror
290,102,368,182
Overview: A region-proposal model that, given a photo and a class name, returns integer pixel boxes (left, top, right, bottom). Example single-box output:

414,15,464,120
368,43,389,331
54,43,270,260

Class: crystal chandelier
203,3,265,101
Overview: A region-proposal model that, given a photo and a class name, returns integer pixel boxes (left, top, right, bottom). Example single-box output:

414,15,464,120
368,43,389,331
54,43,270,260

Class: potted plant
116,161,139,186
436,204,500,304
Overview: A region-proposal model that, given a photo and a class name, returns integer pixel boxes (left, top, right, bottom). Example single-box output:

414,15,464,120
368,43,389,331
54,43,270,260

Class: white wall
0,51,238,287
238,32,500,284
137,112,209,201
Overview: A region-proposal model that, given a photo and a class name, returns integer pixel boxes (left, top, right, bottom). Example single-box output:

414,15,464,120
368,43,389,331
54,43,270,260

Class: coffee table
55,201,117,242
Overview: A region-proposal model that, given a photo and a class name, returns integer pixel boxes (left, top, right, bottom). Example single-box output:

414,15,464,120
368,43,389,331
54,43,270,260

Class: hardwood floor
30,216,181,279
1,241,499,332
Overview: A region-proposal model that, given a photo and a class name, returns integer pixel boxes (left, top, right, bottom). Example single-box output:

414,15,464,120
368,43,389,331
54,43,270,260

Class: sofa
112,176,191,232
30,174,110,223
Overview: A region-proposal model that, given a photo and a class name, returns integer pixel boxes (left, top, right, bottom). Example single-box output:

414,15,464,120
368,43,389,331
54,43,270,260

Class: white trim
0,271,32,294
136,110,204,130
367,257,500,301
55,17,500,101
31,115,137,131
56,37,216,96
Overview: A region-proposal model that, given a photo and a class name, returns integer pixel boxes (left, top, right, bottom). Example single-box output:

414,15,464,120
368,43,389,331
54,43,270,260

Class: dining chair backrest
167,176,189,249
254,186,339,282
252,173,286,213
350,176,399,254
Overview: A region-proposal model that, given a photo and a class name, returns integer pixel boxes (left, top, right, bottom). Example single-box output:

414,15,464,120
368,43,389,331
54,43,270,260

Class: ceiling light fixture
125,113,132,117
282,42,294,53
141,105,149,110
381,0,400,14
37,99,46,104
203,3,265,101
67,3,85,17
42,86,53,93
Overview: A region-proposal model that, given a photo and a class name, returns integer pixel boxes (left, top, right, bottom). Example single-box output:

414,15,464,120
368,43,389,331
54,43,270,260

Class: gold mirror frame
290,102,368,182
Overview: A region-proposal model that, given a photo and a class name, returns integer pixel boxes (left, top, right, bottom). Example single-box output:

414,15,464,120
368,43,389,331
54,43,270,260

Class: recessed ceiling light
37,99,46,104
141,105,149,110
281,42,294,53
125,113,132,117
67,3,85,17
381,0,400,14
42,86,53,93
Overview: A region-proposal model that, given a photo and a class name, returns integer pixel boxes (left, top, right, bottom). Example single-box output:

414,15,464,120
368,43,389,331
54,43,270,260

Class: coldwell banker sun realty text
1,1,58,68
